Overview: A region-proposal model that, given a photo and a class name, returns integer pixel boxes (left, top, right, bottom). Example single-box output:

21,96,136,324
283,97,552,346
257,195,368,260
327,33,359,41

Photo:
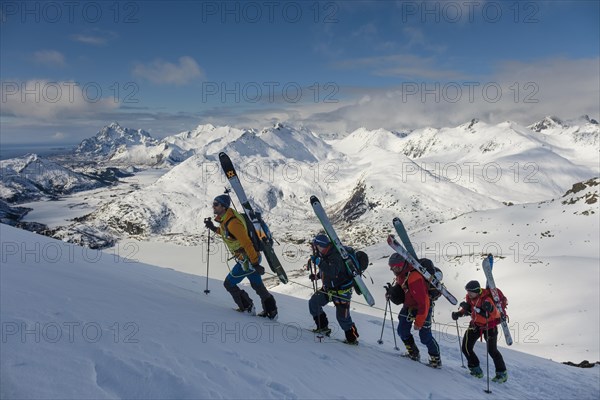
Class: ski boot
469,366,484,378
402,338,420,361
492,371,508,383
257,296,278,320
312,313,331,336
257,310,278,320
235,303,255,316
428,355,442,368
343,324,359,345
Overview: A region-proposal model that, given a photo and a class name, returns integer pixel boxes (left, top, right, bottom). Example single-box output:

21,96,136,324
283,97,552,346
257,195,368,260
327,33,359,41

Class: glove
384,283,392,300
252,263,265,275
451,311,462,321
481,301,493,312
204,218,217,232
309,273,319,281
459,301,472,313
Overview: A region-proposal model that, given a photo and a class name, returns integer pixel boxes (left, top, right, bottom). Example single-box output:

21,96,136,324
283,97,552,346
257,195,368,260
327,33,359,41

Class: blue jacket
316,246,354,290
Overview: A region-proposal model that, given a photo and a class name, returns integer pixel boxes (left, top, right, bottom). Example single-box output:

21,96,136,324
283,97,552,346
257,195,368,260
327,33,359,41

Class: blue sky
1,0,599,144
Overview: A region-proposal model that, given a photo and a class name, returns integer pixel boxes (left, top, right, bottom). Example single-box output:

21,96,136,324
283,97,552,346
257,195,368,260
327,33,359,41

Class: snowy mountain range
31,115,594,248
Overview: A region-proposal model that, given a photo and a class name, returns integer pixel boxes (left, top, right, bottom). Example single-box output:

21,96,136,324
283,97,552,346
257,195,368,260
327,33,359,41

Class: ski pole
377,290,389,344
308,252,318,294
484,318,491,394
388,299,400,351
203,218,212,294
456,319,466,368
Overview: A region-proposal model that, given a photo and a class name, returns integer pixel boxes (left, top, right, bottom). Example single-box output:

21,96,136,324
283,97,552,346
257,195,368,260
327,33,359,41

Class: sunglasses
212,202,222,207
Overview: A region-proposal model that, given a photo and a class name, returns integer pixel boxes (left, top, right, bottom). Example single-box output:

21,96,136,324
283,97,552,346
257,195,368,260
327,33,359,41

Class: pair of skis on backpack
219,152,288,284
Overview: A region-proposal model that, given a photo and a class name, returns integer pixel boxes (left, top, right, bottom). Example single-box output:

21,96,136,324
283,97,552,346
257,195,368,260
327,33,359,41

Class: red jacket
395,268,430,329
460,288,507,328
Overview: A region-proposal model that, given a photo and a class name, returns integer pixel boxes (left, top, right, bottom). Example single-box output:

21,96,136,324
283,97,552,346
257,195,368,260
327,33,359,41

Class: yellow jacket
215,208,260,265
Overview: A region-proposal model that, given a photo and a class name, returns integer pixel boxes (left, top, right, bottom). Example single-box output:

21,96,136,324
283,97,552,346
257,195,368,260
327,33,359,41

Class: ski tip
218,151,228,158
310,195,320,204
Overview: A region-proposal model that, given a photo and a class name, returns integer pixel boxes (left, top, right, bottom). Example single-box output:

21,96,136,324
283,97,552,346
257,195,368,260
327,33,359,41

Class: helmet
313,234,331,247
388,253,406,267
465,280,481,293
388,253,407,274
213,194,231,208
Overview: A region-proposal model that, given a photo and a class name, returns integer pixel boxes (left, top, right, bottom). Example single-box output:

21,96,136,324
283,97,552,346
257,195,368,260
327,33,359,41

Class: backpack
224,209,264,253
346,249,369,295
417,258,443,302
355,250,369,273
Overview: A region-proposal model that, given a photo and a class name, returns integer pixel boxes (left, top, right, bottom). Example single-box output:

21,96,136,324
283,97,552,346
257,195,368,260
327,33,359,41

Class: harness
326,286,353,303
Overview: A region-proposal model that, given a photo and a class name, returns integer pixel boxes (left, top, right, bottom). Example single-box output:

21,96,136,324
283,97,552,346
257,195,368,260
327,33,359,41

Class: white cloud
132,56,204,86
51,132,67,140
70,30,118,46
303,57,600,133
33,50,66,68
0,80,118,120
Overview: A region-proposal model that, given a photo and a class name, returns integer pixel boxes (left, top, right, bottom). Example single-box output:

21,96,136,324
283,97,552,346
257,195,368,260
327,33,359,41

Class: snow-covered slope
0,154,104,202
2,224,598,399
528,115,599,169
330,119,597,204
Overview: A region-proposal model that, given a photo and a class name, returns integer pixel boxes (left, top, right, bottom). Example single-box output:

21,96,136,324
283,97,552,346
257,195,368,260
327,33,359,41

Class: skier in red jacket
452,280,508,383
388,253,441,368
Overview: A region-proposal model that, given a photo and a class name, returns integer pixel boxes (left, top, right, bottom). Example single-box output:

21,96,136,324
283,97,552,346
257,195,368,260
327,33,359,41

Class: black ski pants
462,325,506,373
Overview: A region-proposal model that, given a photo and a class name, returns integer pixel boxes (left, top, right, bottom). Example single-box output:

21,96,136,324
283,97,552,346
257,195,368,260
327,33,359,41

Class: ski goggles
390,260,408,274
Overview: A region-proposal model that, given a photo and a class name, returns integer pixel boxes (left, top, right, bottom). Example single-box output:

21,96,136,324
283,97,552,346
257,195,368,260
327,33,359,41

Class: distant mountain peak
75,123,157,159
529,116,566,132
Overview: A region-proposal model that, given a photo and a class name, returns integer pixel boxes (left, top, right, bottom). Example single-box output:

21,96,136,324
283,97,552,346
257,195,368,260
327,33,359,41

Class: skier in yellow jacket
205,195,277,319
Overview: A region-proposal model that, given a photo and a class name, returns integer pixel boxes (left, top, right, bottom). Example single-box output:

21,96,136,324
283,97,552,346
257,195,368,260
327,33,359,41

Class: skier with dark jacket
452,280,508,383
205,195,277,319
388,253,441,367
308,234,359,344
